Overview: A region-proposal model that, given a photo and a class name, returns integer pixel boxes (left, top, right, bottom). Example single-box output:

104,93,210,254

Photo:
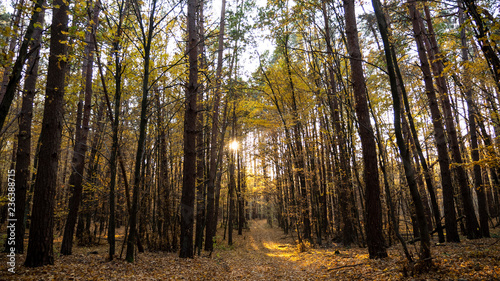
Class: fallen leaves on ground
1,220,499,280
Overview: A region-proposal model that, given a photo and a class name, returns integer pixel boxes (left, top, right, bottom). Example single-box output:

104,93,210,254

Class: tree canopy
0,0,500,279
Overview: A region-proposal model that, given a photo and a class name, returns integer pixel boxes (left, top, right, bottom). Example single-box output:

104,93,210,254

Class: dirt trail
217,220,329,280
3,220,498,280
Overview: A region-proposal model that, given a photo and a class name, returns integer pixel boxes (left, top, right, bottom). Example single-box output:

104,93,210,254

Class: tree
228,106,237,246
344,0,387,259
370,0,432,263
459,1,490,238
0,0,45,131
97,0,133,260
422,4,480,239
282,33,311,242
60,1,100,255
0,0,26,103
179,0,199,259
321,0,355,246
13,7,45,254
406,0,459,243
126,0,159,263
24,0,69,267
461,0,500,92
205,0,227,253
195,0,206,255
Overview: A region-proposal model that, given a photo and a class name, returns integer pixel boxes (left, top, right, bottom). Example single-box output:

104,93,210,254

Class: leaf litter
1,220,499,280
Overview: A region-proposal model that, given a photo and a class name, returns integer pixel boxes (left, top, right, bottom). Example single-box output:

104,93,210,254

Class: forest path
217,219,330,280
2,220,499,280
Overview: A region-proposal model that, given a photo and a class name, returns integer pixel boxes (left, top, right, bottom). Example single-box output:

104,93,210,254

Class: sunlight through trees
0,0,500,279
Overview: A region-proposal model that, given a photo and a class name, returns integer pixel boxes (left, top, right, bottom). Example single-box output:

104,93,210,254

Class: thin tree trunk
459,2,490,238
238,152,246,235
381,6,445,244
95,0,132,259
195,0,206,255
372,99,413,262
371,0,432,263
422,4,481,239
322,0,355,246
156,93,170,250
204,0,226,252
282,34,311,241
0,0,25,103
461,0,500,92
0,0,45,130
126,0,157,262
213,96,230,238
407,0,459,243
61,2,100,255
228,106,236,245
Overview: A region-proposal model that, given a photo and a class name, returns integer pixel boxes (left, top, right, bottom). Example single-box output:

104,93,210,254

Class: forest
0,0,499,279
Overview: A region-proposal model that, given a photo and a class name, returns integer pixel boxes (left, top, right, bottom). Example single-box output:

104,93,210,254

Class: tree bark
195,0,206,255
0,0,25,103
344,0,387,258
61,2,100,255
205,0,226,252
461,0,500,92
321,0,354,246
228,106,236,245
371,0,432,263
459,2,490,238
422,4,480,239
24,0,69,267
126,0,157,262
13,7,44,254
407,0,460,243
179,0,199,258
237,151,245,235
0,0,45,131
282,33,311,241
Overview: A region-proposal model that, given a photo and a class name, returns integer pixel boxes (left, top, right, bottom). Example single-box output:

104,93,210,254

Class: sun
229,140,239,151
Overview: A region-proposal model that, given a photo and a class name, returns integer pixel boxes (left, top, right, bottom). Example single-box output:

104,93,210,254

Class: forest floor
1,219,500,280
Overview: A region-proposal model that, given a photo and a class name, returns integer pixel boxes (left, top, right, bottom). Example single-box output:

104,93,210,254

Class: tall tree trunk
374,3,445,244
228,106,237,245
61,2,100,255
13,8,45,254
156,93,171,250
459,2,490,238
204,0,226,252
282,34,311,241
371,0,432,263
24,0,69,267
97,0,132,260
461,0,500,92
422,4,481,239
0,0,25,103
321,0,354,246
0,0,45,130
195,0,206,255
107,43,124,259
407,0,460,243
179,0,199,258
344,0,387,258
126,0,157,262
213,96,230,232
372,98,413,262
237,151,245,235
